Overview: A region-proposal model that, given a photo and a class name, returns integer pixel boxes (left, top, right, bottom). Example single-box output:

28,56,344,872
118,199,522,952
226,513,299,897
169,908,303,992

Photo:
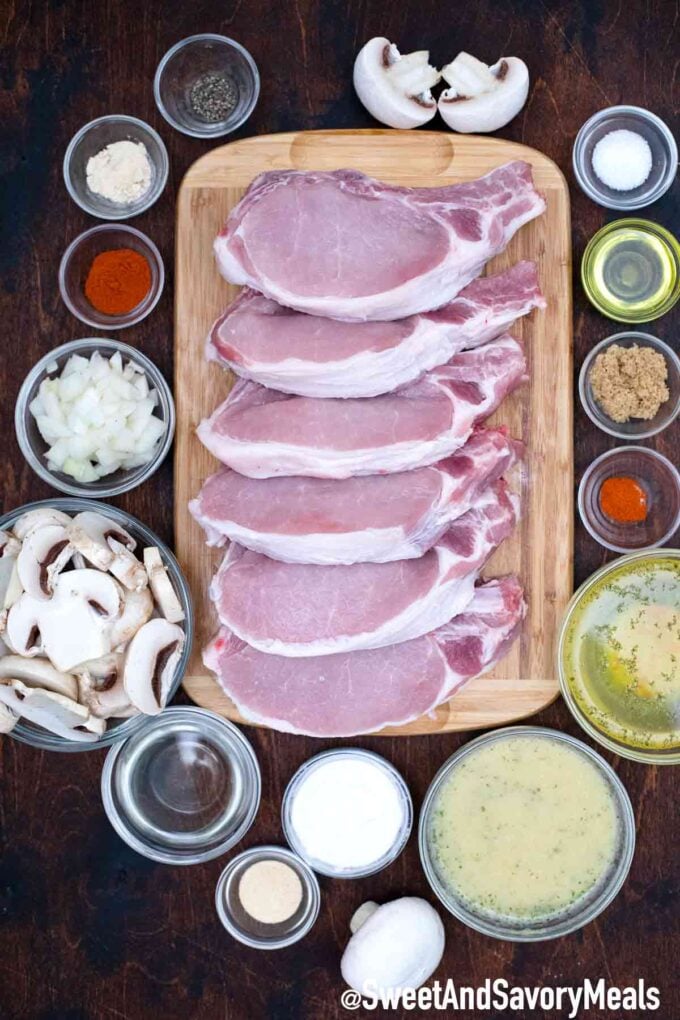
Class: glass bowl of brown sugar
59,224,165,330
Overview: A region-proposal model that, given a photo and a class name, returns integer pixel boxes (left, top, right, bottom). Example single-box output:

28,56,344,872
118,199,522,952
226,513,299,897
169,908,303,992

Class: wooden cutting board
175,129,572,736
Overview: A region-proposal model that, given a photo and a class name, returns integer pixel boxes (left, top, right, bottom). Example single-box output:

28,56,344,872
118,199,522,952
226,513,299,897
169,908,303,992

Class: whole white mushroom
341,897,445,997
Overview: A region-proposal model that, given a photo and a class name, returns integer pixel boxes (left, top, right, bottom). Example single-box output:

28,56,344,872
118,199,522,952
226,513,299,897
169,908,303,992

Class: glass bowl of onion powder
573,106,677,211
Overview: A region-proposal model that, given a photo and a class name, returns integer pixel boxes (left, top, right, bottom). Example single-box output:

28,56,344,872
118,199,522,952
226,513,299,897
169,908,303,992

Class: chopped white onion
29,352,165,482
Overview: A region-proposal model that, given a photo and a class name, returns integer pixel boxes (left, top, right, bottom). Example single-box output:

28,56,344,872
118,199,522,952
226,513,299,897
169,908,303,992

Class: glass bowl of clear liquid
101,707,261,864
581,219,680,322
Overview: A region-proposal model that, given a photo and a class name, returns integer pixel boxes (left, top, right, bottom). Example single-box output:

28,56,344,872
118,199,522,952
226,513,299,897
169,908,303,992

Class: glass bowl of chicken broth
0,498,192,752
419,727,635,941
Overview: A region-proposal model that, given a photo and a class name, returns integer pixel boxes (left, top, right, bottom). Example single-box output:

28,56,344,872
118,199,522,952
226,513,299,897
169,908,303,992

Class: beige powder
238,859,303,925
590,343,669,423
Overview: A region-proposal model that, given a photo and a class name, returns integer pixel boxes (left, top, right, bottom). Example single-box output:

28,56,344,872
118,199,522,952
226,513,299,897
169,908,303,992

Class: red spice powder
85,248,152,316
599,475,648,524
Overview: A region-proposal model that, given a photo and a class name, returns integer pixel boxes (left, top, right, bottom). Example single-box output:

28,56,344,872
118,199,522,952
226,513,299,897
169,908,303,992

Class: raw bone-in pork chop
214,163,546,321
204,576,526,737
190,428,522,565
209,481,518,657
207,262,544,398
197,334,526,479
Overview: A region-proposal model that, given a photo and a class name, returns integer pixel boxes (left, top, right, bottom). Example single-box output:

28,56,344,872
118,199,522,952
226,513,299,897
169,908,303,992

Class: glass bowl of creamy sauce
419,728,635,941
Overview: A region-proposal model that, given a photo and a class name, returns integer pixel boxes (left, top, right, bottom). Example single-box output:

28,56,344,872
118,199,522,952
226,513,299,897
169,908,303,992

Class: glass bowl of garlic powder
63,114,169,220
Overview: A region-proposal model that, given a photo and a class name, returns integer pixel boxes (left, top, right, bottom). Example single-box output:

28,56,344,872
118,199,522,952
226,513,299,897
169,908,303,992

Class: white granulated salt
288,755,407,871
591,129,653,192
86,140,152,204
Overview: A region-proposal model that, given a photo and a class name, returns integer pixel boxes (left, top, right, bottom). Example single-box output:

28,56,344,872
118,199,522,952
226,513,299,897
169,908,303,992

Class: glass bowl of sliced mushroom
0,499,192,751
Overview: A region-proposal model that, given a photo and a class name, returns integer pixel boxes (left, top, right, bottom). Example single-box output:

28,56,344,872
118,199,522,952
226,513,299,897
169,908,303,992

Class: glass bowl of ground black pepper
154,35,260,138
59,223,164,330
579,332,680,440
578,447,680,553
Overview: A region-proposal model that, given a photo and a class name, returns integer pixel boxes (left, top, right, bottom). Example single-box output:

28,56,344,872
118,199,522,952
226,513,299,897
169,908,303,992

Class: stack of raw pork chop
190,162,546,737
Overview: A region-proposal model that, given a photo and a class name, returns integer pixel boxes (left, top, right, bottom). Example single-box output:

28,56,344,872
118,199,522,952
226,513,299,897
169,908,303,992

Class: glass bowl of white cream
281,748,413,879
419,727,635,941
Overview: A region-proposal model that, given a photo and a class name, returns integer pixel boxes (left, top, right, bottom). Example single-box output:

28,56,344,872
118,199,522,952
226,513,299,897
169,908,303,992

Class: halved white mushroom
109,586,153,649
12,508,72,541
143,547,185,623
17,523,73,600
68,511,136,571
107,538,148,592
76,653,136,719
341,897,445,997
0,655,78,700
0,679,104,741
0,701,17,734
438,53,529,133
7,569,122,673
124,618,185,715
353,38,440,129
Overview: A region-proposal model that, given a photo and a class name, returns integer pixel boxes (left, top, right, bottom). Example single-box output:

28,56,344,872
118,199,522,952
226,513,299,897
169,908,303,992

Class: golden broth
562,556,680,752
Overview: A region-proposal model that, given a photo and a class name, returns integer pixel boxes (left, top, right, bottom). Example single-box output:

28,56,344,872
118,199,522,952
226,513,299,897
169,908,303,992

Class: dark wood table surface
1,2,678,1018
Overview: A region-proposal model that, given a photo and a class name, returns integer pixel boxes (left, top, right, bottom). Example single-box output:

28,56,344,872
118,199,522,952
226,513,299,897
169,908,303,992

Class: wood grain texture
175,129,573,735
0,1,678,1019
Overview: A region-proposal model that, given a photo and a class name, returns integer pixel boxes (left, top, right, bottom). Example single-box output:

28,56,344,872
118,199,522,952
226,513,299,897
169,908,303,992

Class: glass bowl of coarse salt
63,115,169,220
573,106,677,211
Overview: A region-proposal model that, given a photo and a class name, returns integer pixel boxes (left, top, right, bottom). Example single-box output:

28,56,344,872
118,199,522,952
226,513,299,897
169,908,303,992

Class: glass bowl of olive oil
581,219,680,322
559,550,680,764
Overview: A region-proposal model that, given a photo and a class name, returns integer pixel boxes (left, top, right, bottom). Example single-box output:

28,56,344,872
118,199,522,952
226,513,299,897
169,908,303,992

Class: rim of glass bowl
558,549,680,764
101,708,260,864
153,34,261,139
58,223,165,330
15,337,175,498
0,497,193,752
215,844,321,948
281,747,413,879
418,726,636,941
577,446,680,553
63,114,169,220
578,332,680,439
572,105,678,211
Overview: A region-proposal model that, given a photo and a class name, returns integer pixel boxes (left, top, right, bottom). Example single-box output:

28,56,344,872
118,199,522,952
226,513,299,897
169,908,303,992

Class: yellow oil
582,219,680,322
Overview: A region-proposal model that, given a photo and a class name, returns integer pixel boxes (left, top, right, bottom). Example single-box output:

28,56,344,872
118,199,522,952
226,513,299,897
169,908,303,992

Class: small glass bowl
102,708,260,865
216,845,321,949
59,224,164,330
15,337,175,498
419,727,636,942
0,498,193,753
154,34,260,139
578,446,680,553
281,748,413,879
579,332,680,439
573,105,678,210
63,114,169,219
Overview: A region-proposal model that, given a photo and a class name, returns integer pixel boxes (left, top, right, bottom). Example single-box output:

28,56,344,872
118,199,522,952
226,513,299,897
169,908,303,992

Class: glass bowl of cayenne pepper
578,446,680,553
59,223,164,330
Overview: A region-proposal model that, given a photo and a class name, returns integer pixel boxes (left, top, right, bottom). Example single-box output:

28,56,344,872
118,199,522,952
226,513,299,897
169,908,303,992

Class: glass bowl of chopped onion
15,338,175,497
579,332,680,440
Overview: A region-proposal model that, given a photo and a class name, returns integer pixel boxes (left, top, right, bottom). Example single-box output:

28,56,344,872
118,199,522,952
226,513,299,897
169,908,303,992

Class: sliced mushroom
109,587,153,649
0,530,21,559
438,53,529,133
12,508,72,541
68,511,136,571
7,569,122,673
107,538,148,592
124,618,185,715
353,37,440,129
0,701,17,734
0,553,23,612
76,653,136,718
0,655,78,700
143,547,185,623
17,524,73,600
0,680,103,742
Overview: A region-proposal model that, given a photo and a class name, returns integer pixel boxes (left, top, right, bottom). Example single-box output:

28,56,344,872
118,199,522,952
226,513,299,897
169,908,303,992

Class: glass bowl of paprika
578,446,680,553
59,224,164,330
